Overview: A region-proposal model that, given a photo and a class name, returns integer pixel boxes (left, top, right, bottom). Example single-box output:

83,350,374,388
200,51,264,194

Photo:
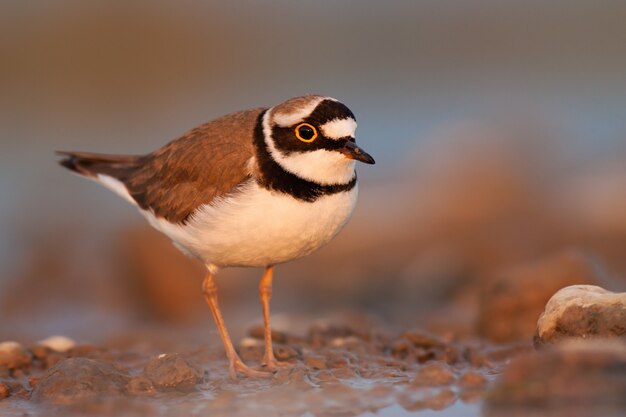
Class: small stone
31,358,130,404
143,353,205,392
126,375,156,396
309,323,364,348
30,345,53,361
36,336,76,353
287,366,314,390
0,341,32,370
28,376,40,389
399,331,460,364
331,367,358,379
412,363,456,386
391,338,414,359
314,370,339,383
0,383,9,400
401,331,450,349
326,352,351,368
535,285,626,346
274,345,298,362
304,355,327,370
458,371,487,388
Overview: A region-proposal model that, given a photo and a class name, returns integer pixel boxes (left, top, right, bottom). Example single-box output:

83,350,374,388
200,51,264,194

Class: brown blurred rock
31,358,130,404
126,375,156,396
477,251,607,343
143,353,205,392
458,370,487,388
535,285,626,347
274,345,298,362
486,339,626,413
0,341,32,370
396,330,460,364
412,363,456,386
0,382,9,400
303,355,327,370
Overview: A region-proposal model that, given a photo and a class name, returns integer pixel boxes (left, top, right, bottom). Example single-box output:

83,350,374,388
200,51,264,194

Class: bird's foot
229,358,274,379
259,357,293,372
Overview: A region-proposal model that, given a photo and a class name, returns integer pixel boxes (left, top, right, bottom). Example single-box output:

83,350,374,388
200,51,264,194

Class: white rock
0,341,22,353
535,285,626,346
36,336,76,352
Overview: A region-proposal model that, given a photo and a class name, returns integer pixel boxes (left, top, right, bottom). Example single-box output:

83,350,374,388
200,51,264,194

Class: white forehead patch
320,118,358,140
272,96,326,127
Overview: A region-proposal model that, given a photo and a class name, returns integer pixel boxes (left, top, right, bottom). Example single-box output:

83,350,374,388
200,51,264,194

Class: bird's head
261,96,374,186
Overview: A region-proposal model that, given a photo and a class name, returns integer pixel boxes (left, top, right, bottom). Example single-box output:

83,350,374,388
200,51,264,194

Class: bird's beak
339,141,375,164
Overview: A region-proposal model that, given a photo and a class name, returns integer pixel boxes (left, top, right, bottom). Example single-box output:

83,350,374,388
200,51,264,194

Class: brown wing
125,107,264,223
59,107,264,224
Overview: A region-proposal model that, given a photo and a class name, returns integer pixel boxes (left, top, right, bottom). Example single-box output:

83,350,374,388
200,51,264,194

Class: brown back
59,107,264,224
125,108,263,223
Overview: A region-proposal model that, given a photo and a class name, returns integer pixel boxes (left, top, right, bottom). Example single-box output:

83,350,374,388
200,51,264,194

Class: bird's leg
202,269,270,379
259,266,291,370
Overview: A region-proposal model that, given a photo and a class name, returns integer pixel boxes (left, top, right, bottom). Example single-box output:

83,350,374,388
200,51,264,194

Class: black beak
339,141,375,164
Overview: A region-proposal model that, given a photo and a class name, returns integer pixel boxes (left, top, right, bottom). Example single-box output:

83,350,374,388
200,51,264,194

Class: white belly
144,180,358,267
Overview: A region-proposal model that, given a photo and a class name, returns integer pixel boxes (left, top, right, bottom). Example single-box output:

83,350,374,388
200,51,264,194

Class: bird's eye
294,123,318,142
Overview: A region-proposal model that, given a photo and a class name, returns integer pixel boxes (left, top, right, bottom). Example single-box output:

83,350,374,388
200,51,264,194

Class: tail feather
56,151,142,181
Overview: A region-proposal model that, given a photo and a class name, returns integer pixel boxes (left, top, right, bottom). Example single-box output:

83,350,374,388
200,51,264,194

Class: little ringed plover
58,95,374,378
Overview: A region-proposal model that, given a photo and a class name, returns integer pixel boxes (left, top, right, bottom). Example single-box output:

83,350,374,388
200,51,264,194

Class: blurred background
2,0,626,344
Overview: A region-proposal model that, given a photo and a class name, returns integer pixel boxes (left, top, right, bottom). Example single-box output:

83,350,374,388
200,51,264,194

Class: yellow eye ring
294,123,318,142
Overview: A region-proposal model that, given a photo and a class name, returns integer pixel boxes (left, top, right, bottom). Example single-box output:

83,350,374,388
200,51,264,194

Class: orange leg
202,269,270,379
259,266,291,370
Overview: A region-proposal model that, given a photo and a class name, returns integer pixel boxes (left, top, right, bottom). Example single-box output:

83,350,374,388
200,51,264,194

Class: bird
57,95,375,378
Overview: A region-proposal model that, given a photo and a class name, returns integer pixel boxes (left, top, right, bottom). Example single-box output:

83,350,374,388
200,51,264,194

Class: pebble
274,345,298,362
398,331,460,364
35,335,76,353
458,370,487,388
304,355,327,370
535,285,626,346
126,375,156,396
314,370,339,383
0,341,32,370
0,382,9,399
412,363,456,386
331,367,358,379
326,351,352,368
31,357,130,404
143,353,205,392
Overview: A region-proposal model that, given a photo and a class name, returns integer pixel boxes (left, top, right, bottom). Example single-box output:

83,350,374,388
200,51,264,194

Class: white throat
262,110,356,186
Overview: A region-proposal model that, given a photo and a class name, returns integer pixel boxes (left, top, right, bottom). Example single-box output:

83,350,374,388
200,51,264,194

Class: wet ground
0,315,517,417
2,240,626,416
2,309,625,417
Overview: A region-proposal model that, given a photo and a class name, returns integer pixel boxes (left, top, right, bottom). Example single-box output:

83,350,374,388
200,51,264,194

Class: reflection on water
370,401,480,417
